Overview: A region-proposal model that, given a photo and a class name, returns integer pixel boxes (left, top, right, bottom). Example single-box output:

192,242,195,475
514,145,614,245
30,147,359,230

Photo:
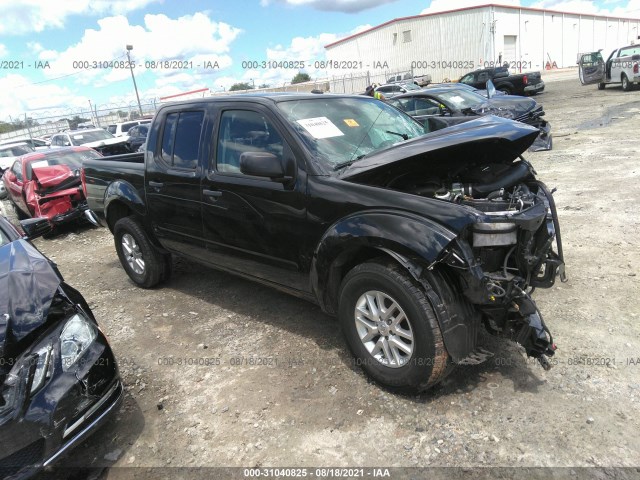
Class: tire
597,82,606,90
338,260,451,393
114,217,166,288
622,74,631,92
498,87,511,95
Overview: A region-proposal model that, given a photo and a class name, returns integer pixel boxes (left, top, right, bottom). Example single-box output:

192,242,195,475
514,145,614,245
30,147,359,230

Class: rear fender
104,180,146,230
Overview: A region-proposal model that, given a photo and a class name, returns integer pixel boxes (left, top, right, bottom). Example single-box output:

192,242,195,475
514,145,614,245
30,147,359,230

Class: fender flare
310,210,480,363
104,180,146,230
310,210,456,313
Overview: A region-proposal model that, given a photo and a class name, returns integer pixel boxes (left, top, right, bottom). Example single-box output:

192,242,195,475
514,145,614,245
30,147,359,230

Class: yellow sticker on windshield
343,119,359,127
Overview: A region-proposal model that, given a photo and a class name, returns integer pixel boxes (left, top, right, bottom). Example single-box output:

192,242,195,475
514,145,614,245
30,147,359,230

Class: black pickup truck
458,67,545,96
82,94,565,393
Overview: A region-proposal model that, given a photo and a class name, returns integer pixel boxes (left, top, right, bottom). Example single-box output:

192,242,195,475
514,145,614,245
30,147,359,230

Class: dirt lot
4,73,640,478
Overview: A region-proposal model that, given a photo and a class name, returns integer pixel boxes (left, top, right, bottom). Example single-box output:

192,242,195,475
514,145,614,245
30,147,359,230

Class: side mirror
240,152,292,182
20,218,53,240
5,171,17,182
63,141,71,146
486,79,496,99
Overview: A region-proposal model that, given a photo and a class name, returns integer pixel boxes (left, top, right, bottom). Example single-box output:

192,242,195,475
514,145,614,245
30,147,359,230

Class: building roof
325,3,640,49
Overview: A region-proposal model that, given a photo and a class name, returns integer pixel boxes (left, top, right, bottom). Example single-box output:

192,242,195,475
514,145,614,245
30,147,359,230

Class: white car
49,129,131,156
0,137,50,151
0,143,34,171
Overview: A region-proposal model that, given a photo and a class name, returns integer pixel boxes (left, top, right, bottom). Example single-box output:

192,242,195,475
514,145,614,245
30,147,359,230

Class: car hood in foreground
339,115,539,180
0,240,60,358
472,96,538,118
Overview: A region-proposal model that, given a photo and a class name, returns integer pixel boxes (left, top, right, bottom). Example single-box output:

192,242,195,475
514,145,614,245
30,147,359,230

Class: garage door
504,35,517,63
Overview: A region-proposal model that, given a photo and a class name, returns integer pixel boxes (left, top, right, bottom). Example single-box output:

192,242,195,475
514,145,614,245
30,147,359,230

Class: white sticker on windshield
72,135,84,140
448,96,465,105
31,160,49,168
296,117,344,139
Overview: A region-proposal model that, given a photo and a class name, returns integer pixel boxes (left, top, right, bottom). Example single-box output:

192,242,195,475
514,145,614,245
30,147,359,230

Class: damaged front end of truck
340,116,566,370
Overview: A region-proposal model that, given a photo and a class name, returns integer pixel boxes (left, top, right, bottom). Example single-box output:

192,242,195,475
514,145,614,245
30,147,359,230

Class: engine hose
535,181,565,267
470,161,532,196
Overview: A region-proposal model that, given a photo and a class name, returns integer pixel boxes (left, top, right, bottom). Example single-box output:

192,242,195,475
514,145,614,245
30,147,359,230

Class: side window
460,74,474,84
161,113,178,163
412,98,441,116
11,161,23,181
159,111,203,170
173,112,204,169
477,72,489,82
216,110,284,175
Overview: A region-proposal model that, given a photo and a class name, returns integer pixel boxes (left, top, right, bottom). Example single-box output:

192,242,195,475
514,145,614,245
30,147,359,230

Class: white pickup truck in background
387,72,432,87
578,44,640,91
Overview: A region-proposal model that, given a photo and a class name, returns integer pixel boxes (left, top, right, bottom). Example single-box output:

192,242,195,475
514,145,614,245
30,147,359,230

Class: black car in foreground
388,86,552,151
0,216,122,479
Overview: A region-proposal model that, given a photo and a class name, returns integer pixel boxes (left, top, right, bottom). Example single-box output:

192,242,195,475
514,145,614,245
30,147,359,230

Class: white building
325,4,640,84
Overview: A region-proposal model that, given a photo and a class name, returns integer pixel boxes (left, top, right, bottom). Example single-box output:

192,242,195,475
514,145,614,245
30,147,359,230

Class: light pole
126,45,143,118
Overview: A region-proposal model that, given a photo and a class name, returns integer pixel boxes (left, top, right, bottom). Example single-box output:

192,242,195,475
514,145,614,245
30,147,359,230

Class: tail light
80,167,87,198
634,63,639,74
523,75,528,85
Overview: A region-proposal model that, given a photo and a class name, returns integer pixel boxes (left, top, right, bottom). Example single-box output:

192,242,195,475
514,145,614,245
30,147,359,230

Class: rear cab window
160,111,204,170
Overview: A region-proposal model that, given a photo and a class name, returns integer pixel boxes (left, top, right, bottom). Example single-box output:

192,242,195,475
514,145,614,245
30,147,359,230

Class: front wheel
597,82,606,90
338,261,451,393
622,74,632,91
114,217,166,288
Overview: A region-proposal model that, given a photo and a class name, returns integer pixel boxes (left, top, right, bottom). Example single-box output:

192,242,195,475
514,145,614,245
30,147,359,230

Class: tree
229,82,254,91
258,83,270,89
68,116,91,129
291,73,311,84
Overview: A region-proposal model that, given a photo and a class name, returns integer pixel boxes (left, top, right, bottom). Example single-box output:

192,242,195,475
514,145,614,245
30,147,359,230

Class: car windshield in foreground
26,149,102,180
70,130,114,145
436,89,487,109
276,97,425,170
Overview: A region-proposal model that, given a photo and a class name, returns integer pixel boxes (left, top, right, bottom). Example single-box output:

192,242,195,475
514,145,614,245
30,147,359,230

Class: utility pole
126,45,144,117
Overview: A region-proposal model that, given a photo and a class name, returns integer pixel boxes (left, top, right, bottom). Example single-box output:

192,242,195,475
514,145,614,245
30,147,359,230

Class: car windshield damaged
278,97,565,370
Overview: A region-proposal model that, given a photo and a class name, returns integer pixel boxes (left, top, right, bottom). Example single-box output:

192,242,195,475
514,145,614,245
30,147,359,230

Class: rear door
200,104,310,292
578,52,605,85
145,105,208,258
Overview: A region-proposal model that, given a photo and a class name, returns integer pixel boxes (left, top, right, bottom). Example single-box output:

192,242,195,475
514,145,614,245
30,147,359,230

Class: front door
200,106,311,293
578,52,605,85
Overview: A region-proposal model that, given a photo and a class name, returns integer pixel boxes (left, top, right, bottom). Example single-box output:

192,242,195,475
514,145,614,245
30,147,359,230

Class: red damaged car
3,147,102,227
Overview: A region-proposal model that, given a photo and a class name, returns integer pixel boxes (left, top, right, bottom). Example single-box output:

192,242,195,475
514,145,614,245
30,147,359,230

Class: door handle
148,181,164,188
203,189,223,198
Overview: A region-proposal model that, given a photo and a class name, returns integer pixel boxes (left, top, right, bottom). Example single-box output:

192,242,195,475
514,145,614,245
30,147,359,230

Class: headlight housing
60,313,97,372
0,345,52,415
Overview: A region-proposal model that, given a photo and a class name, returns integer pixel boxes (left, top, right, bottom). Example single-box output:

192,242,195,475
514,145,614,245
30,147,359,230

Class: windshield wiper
333,154,367,171
385,130,409,140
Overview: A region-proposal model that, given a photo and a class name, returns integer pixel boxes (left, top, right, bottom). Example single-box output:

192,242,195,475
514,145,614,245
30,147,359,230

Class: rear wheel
338,260,451,393
622,74,632,92
498,86,511,95
114,217,166,288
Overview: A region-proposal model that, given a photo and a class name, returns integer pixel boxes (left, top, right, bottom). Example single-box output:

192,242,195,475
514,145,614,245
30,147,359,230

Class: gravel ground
3,75,639,479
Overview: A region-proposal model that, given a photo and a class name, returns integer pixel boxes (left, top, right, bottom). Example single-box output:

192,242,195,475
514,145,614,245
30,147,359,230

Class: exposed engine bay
383,158,566,368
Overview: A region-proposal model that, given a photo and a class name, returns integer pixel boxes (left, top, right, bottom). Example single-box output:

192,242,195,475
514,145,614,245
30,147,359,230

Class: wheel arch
104,181,146,232
311,212,480,363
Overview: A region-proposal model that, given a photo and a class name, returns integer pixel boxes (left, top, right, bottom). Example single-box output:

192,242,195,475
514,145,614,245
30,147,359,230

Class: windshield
0,145,33,157
276,97,425,169
436,89,487,109
26,149,102,180
70,130,114,145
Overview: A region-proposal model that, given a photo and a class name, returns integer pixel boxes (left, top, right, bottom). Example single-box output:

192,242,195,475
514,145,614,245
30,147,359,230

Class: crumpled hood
340,115,540,180
31,164,76,189
0,240,61,358
472,97,538,118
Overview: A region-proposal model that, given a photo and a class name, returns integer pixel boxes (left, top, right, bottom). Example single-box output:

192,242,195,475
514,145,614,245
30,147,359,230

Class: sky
1,0,639,122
